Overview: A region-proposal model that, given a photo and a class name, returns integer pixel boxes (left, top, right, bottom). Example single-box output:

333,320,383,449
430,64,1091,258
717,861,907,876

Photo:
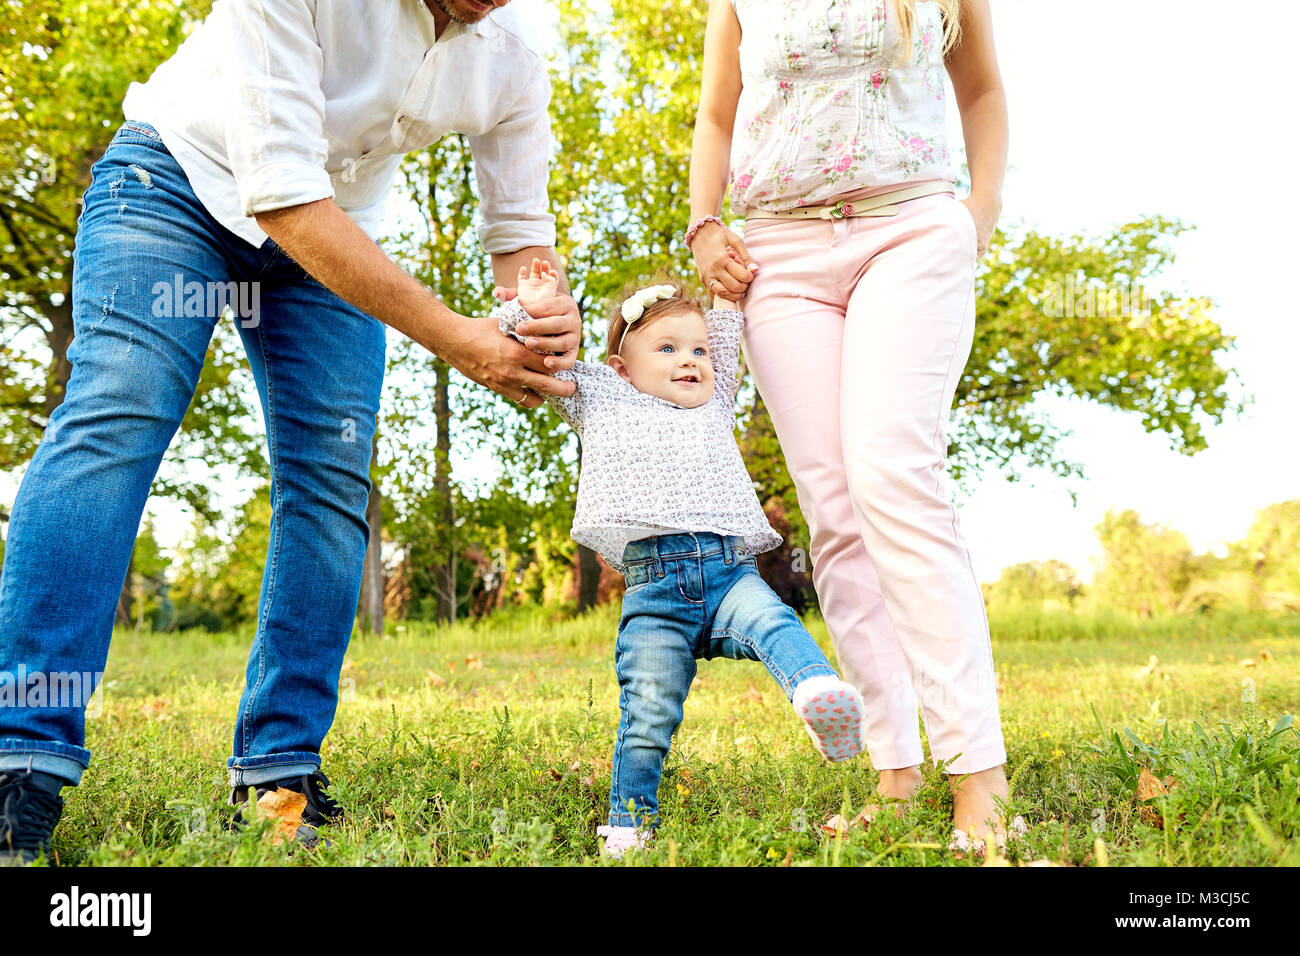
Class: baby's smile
609,308,715,408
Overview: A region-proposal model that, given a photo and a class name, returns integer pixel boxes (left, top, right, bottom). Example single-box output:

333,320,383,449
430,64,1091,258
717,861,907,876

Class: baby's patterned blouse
728,0,956,213
498,298,782,571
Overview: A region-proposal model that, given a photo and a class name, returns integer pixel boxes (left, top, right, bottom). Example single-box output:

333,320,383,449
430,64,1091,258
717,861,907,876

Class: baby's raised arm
706,293,745,402
497,295,585,429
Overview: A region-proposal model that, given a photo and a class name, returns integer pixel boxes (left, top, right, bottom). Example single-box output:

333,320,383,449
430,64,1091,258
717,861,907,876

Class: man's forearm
255,198,464,356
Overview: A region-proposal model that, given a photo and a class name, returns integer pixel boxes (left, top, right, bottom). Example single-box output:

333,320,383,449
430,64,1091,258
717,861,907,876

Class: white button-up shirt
122,0,556,252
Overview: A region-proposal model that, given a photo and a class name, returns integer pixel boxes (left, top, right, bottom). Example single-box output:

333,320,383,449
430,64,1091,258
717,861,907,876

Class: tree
950,216,1241,486
1183,499,1300,613
169,486,273,631
984,559,1082,609
1091,509,1194,617
1,0,266,518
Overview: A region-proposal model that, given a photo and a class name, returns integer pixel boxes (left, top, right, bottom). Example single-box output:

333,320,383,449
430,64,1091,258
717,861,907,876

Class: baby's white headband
615,284,678,355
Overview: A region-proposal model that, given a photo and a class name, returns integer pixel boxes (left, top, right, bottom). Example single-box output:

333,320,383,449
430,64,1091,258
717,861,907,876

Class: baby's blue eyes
657,345,708,356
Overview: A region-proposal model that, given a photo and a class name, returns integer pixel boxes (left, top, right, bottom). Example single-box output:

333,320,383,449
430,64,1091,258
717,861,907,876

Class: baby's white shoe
597,824,651,858
793,675,865,762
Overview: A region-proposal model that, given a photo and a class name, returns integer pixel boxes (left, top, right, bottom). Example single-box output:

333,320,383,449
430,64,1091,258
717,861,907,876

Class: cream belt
744,180,955,220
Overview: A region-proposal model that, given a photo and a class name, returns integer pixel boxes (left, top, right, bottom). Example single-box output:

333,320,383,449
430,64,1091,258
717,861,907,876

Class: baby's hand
515,257,560,315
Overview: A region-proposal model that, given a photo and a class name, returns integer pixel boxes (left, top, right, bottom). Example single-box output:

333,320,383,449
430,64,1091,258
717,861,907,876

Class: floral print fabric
728,0,956,212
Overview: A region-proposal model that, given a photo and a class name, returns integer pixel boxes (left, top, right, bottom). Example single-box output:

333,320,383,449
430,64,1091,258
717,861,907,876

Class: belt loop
652,537,664,578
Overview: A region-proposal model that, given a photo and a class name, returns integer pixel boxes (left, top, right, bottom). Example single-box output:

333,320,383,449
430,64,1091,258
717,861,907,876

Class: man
0,0,577,861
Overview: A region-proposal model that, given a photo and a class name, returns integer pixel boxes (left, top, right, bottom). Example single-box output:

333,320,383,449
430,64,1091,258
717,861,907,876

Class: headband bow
616,284,678,354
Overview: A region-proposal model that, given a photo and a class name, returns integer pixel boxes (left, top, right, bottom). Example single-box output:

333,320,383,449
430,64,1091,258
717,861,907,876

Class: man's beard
430,0,487,24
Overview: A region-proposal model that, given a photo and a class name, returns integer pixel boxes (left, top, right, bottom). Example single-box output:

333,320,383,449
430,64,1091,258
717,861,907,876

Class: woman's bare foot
824,765,922,832
949,764,1020,851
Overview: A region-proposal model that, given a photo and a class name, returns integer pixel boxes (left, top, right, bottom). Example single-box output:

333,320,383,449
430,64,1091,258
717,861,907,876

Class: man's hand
492,258,581,373
439,314,575,410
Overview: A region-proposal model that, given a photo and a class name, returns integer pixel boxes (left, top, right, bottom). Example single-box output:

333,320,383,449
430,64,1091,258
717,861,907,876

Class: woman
688,0,1015,847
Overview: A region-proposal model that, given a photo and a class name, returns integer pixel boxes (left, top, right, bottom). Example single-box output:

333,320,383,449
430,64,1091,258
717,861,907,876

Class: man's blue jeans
608,532,838,828
0,122,386,787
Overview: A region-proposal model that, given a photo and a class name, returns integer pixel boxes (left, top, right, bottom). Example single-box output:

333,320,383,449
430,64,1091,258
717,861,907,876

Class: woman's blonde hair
891,0,964,67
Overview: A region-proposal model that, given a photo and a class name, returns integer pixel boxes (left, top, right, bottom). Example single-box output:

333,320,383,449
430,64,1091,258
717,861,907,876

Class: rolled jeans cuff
227,752,320,787
0,739,89,785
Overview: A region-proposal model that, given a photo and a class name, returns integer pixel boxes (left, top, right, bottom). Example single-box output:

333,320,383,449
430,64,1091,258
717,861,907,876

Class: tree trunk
358,432,384,635
576,544,600,613
434,359,456,623
574,436,600,613
44,294,74,420
115,562,133,629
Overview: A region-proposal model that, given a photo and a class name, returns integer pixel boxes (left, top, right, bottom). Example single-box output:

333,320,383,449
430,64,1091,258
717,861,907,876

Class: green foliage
0,0,265,514
168,486,273,631
1090,509,1196,616
952,217,1242,484
122,516,171,630
984,559,1082,609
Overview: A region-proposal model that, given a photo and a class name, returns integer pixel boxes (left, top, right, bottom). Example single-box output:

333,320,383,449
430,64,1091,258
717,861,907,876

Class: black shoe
230,769,342,846
0,770,66,865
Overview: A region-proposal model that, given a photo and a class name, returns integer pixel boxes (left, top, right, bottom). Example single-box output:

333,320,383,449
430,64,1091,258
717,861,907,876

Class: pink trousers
740,191,1007,774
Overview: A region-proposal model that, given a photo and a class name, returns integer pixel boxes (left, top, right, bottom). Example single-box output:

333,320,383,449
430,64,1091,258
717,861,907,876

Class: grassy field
41,606,1300,866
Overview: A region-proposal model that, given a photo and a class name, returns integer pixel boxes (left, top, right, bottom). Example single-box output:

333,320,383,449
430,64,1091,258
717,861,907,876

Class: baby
497,259,865,857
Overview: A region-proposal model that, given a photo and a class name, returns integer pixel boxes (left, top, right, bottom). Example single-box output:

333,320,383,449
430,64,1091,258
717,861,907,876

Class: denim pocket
622,562,655,596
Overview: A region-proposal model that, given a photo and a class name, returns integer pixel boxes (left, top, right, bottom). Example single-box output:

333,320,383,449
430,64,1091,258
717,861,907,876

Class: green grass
40,606,1300,866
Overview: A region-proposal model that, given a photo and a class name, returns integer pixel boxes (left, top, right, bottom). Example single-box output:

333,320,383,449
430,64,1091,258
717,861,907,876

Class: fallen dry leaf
141,699,171,719
1259,649,1274,661
255,788,307,845
465,655,484,670
822,814,851,836
745,684,763,702
1135,767,1169,801
1240,658,1257,668
425,669,445,687
1136,769,1179,828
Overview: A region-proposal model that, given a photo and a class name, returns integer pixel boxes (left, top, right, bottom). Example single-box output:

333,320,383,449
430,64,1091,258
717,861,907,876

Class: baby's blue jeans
608,532,838,827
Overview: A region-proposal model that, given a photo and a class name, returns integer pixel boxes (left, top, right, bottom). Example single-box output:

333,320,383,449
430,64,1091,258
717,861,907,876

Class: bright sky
3,0,1295,585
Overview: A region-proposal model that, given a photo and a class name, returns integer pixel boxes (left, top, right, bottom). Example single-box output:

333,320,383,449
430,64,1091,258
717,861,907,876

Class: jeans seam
609,633,633,824
240,319,282,757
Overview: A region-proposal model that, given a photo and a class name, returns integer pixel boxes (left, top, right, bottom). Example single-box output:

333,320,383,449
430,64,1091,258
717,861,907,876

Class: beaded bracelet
683,214,724,249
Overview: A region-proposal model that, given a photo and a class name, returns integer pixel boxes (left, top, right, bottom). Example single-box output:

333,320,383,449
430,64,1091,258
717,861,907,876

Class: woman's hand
691,221,759,299
960,194,1002,259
